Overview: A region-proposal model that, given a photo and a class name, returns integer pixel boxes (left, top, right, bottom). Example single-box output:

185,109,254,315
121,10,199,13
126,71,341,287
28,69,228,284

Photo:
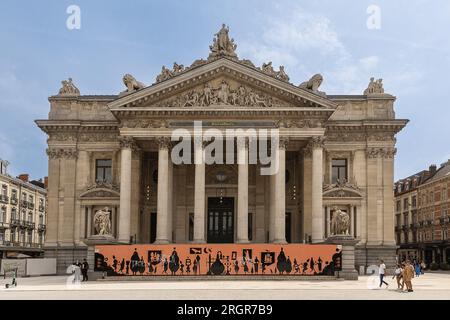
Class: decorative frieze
78,132,118,142
119,119,169,129
47,132,78,143
277,119,323,129
46,148,78,159
366,147,397,159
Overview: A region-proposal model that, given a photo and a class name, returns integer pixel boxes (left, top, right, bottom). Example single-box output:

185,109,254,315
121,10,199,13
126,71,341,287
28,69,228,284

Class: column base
236,239,250,244
272,239,287,244
154,239,171,244
193,239,207,244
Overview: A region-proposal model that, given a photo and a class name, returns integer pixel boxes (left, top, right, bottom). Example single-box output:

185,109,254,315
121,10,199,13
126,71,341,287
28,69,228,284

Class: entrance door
207,197,234,243
150,212,157,243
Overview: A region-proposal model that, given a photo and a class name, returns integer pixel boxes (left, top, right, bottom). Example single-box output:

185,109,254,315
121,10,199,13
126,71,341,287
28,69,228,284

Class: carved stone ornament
208,24,238,60
277,119,322,129
154,80,284,108
118,136,138,150
259,62,290,83
366,147,397,159
46,148,78,159
120,74,145,96
155,62,188,83
364,77,384,95
120,119,169,129
93,207,112,236
58,78,80,96
330,208,350,236
299,74,326,97
156,137,172,150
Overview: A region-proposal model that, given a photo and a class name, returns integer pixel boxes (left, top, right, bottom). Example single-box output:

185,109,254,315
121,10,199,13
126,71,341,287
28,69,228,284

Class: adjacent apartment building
0,159,47,258
395,160,450,265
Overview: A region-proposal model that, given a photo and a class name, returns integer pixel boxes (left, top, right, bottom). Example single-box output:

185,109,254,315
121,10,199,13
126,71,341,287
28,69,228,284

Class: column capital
237,137,250,150
310,136,325,149
156,137,172,150
278,137,289,150
119,136,139,150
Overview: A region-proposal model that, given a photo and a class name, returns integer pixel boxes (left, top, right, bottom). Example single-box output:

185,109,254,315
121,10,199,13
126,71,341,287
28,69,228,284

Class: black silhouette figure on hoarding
254,257,259,274
163,258,168,274
169,248,180,275
112,256,118,272
317,257,323,272
180,262,184,274
211,251,225,275
286,256,292,274
225,256,231,275
186,257,191,275
120,258,125,274
294,259,300,274
234,260,239,274
302,260,309,274
277,248,288,274
125,260,130,274
195,255,201,274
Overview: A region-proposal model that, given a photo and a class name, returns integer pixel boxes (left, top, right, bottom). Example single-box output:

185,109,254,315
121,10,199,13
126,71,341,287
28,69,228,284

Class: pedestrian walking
392,264,404,290
403,260,415,292
72,261,81,284
379,259,389,289
81,258,89,282
415,262,421,277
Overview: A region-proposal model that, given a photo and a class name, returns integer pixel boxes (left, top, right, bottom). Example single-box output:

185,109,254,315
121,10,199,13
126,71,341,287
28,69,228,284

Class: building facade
0,159,47,258
395,161,450,265
36,26,407,273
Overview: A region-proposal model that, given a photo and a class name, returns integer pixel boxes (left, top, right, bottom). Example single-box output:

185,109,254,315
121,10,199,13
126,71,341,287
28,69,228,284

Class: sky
0,0,449,181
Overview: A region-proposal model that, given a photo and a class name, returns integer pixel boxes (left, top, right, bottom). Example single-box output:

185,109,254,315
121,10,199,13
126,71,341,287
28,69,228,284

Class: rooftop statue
299,74,326,97
58,78,80,96
364,77,384,95
208,24,238,60
120,74,145,96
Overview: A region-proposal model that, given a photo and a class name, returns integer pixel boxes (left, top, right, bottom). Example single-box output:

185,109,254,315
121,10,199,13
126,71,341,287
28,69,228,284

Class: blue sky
0,0,449,180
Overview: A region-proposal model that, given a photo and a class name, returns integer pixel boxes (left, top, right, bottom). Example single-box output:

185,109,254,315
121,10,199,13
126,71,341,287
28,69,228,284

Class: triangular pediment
108,58,337,113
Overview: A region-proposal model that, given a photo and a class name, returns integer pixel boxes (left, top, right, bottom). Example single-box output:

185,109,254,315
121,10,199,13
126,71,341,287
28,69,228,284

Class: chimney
18,174,29,182
44,176,49,189
429,165,437,176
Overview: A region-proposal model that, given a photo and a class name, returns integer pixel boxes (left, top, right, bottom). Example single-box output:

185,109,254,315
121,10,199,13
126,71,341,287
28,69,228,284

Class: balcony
0,195,9,203
0,240,11,247
410,223,416,229
402,225,409,231
10,197,18,205
26,222,36,229
38,224,46,232
0,240,42,249
10,219,20,227
0,221,9,229
28,202,34,210
38,205,45,212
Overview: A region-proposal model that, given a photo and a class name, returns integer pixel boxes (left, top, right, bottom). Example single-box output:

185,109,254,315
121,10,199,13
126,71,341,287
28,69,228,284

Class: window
0,230,4,242
10,230,16,243
412,196,417,208
403,198,409,211
396,201,401,212
1,184,7,196
331,159,347,183
188,212,194,242
11,189,17,200
39,214,44,225
0,206,6,223
28,211,33,222
11,207,17,220
96,159,112,183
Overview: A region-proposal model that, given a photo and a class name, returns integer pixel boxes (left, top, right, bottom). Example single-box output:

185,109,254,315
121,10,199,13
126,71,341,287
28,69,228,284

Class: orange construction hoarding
94,244,342,276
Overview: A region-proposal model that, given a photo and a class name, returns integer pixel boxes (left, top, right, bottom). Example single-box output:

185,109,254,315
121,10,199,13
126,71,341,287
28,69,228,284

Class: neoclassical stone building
36,26,407,273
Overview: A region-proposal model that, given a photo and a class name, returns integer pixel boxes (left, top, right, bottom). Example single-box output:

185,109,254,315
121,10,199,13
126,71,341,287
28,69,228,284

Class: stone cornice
35,120,119,134
108,58,338,110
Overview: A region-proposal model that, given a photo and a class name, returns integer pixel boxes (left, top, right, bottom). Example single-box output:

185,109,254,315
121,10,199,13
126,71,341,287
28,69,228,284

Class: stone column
118,137,135,243
237,138,249,243
273,138,288,243
45,149,62,246
155,137,171,244
311,137,324,243
194,138,206,243
87,206,92,237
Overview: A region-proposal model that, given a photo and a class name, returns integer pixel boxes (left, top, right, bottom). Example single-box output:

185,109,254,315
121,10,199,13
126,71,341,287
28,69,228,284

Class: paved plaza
0,272,449,300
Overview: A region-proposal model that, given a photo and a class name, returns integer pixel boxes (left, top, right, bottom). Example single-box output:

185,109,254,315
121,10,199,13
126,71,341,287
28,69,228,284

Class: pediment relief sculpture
151,79,292,109
58,78,80,96
80,181,120,198
323,178,362,198
120,74,145,96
